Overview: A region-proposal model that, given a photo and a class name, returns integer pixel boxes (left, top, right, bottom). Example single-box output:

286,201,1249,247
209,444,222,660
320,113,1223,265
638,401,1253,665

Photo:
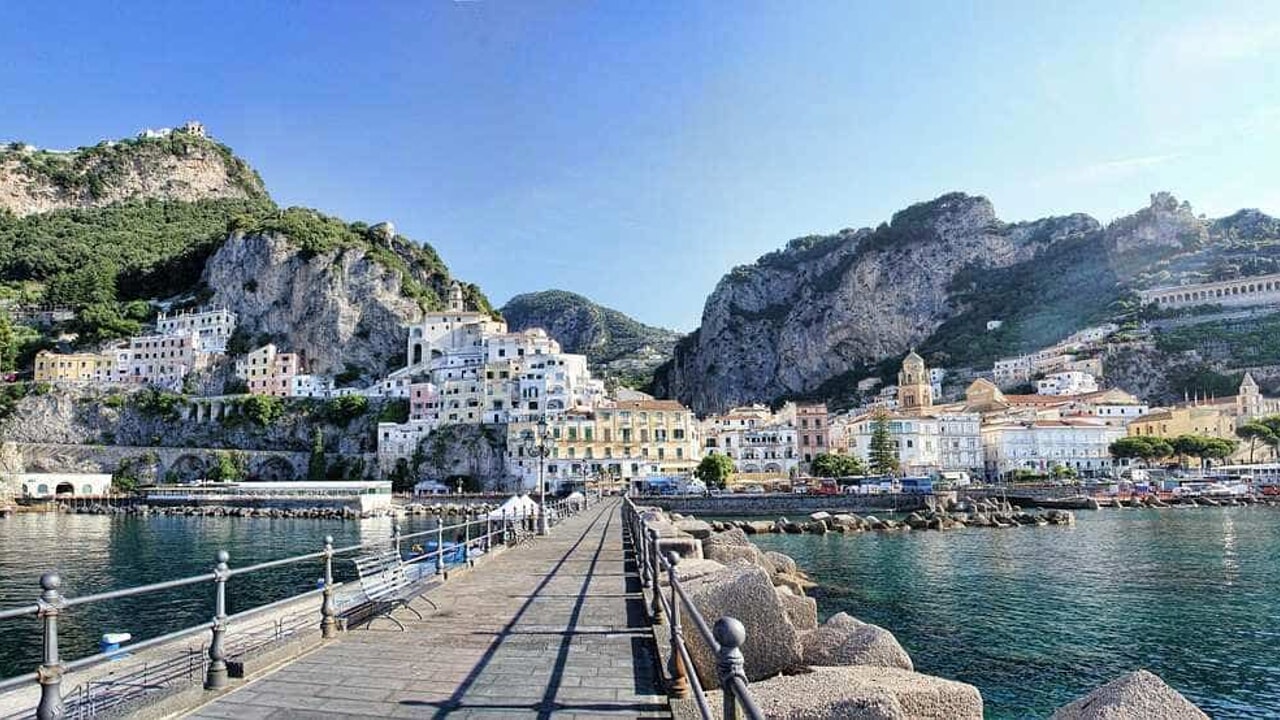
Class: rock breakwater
634,504,1210,718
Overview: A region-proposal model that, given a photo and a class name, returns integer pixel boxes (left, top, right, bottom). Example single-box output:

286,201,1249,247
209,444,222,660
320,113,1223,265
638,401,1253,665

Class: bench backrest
354,549,410,602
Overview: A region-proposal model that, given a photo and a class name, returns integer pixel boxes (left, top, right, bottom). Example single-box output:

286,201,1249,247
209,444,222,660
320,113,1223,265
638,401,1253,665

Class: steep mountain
205,209,492,378
0,125,491,382
0,123,267,216
654,192,1277,413
500,290,680,387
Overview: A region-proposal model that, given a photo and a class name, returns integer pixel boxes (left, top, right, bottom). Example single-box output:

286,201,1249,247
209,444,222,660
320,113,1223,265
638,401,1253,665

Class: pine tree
868,409,900,476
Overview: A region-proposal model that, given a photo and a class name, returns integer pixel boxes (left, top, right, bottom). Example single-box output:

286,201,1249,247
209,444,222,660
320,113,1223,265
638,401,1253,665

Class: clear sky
3,2,1278,330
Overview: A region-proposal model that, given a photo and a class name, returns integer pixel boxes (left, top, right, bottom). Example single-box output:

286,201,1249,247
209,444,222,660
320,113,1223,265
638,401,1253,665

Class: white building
120,333,208,390
1037,371,1099,396
155,307,237,353
846,412,982,476
981,418,1125,480
290,374,334,399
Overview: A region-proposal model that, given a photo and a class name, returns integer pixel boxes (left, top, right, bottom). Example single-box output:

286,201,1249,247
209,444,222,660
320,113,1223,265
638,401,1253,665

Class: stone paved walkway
184,499,671,719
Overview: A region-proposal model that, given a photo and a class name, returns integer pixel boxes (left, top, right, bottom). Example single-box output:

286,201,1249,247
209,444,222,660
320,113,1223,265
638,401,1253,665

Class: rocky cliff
500,290,680,387
0,125,267,216
205,209,492,380
655,192,1278,413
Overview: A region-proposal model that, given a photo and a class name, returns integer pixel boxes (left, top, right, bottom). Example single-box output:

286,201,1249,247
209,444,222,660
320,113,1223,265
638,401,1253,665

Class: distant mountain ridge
500,290,680,388
654,192,1280,413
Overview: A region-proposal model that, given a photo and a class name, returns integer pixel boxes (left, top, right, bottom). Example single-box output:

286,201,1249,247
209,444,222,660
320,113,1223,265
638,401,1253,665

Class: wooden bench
345,549,439,631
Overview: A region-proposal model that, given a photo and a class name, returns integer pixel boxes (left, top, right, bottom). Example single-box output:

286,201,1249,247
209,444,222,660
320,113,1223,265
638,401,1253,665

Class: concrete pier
184,499,671,719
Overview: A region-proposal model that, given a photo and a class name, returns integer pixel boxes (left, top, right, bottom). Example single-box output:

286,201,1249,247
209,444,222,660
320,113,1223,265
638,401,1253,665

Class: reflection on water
0,513,445,678
750,507,1280,719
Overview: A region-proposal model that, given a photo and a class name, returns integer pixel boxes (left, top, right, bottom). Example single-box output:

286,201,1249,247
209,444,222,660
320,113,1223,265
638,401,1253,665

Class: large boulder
675,518,714,539
657,558,725,585
657,537,704,561
711,665,982,719
1050,670,1208,720
682,561,804,687
705,543,776,574
801,613,913,671
704,527,752,548
764,551,798,576
775,586,818,630
744,521,776,535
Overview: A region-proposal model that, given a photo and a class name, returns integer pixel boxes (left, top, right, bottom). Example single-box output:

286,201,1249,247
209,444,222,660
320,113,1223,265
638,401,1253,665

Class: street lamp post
525,417,554,535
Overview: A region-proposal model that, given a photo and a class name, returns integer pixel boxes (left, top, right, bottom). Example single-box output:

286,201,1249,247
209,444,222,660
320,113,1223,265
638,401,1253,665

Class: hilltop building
33,350,114,383
236,344,301,397
155,307,237,353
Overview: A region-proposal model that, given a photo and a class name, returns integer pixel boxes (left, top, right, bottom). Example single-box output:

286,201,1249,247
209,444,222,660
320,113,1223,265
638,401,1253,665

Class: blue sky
3,2,1278,330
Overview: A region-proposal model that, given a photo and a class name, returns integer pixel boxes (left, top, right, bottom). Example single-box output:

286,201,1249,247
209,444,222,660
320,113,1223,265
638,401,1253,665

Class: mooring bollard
647,528,664,623
36,573,64,720
666,552,690,699
320,536,337,639
206,550,230,690
715,617,748,720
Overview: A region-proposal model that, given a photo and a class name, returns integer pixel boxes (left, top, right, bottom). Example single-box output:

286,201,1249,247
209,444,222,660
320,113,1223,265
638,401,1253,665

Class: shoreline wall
644,492,948,517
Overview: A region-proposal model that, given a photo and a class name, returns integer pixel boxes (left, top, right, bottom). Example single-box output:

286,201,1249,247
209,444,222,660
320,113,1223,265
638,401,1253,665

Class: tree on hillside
811,452,866,478
307,428,326,483
694,453,735,490
1236,423,1277,464
868,409,900,476
1109,436,1173,466
0,311,15,372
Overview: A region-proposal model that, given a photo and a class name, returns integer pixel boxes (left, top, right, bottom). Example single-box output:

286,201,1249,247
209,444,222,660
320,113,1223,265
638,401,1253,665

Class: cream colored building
507,399,700,491
982,418,1126,479
33,350,115,383
236,344,301,397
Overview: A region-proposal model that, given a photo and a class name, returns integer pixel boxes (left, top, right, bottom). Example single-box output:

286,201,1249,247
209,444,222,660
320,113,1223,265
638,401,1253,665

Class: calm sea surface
0,513,447,679
748,507,1280,719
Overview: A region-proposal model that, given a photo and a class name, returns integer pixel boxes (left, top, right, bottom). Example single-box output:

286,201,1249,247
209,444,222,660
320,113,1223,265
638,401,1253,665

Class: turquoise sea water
0,513,447,679
748,507,1280,719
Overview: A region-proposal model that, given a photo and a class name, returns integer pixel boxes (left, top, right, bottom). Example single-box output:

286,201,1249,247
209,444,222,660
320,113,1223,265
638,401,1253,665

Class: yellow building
897,351,933,412
33,350,114,383
507,399,700,491
1128,405,1236,440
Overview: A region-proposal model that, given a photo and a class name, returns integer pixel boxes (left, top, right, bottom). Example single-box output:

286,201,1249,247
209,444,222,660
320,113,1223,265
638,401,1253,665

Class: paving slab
185,500,670,719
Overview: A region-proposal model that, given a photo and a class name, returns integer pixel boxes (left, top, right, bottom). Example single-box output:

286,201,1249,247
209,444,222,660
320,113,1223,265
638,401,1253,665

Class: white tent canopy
487,494,541,519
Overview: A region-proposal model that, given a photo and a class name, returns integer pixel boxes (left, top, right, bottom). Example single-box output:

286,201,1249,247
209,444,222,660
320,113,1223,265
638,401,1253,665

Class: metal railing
621,497,764,720
0,492,596,720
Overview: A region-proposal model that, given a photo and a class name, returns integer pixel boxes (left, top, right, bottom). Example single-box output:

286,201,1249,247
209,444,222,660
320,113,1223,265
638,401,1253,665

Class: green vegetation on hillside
1,130,266,201
922,231,1127,368
1154,312,1280,366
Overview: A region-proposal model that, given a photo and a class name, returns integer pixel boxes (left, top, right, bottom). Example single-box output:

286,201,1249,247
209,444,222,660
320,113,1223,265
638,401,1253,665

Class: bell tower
898,351,933,412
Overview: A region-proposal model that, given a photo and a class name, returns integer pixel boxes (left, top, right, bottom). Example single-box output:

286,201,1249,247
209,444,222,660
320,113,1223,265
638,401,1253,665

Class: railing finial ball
714,616,747,649
666,550,681,565
324,534,334,545
215,550,230,564
39,572,61,591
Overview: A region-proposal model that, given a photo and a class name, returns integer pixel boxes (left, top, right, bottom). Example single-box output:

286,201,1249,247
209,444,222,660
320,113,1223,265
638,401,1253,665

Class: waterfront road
184,499,671,719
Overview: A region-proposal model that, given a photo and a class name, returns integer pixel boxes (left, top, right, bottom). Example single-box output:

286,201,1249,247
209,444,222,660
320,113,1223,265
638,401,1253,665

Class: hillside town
25,274,1280,495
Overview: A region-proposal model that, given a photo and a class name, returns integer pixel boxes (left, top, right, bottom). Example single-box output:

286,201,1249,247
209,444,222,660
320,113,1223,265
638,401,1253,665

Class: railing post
647,528,664,624
36,573,64,720
463,514,471,564
715,617,748,720
486,514,493,552
666,552,690,699
637,517,651,589
320,535,338,639
435,521,445,575
205,550,230,690
391,517,401,556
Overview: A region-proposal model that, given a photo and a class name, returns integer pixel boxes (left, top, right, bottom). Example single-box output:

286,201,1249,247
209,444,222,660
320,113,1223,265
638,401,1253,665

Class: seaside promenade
184,499,672,720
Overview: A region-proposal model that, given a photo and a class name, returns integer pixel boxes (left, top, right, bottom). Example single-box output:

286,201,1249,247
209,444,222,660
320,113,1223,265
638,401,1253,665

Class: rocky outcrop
0,127,266,216
654,193,1098,412
1051,670,1208,720
720,665,983,720
500,290,680,387
204,232,422,378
